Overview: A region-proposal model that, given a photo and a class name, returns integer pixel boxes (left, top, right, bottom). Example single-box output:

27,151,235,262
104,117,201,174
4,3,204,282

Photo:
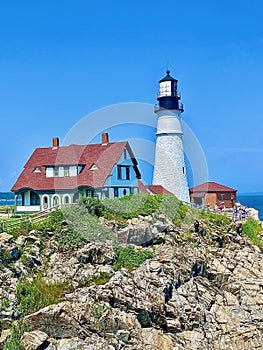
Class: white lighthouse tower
153,70,190,202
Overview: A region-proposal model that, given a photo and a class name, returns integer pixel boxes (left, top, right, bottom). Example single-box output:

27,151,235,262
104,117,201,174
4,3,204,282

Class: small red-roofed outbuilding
189,181,237,208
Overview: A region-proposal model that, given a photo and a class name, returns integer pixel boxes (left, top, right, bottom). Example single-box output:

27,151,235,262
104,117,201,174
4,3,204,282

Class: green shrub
78,197,105,217
157,195,181,220
113,245,153,271
173,202,189,226
0,249,12,270
0,206,13,214
56,229,88,250
56,206,117,249
16,276,71,316
7,219,33,239
103,194,192,227
3,323,27,350
103,193,162,220
243,218,263,250
33,209,64,232
1,298,10,310
200,210,231,227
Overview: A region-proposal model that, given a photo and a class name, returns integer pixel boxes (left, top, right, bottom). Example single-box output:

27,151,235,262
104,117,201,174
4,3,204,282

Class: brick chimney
101,133,109,145
52,137,59,149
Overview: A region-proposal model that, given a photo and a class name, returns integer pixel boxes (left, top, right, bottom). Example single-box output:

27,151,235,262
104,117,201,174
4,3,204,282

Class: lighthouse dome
159,70,178,83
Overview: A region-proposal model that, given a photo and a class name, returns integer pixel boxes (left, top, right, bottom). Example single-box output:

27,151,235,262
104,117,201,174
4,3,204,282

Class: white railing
16,205,40,212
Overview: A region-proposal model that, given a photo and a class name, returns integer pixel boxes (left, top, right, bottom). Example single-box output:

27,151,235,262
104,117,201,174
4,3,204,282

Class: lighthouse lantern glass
159,81,171,97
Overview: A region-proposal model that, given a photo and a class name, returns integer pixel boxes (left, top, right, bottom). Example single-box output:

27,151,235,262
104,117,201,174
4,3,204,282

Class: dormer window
46,167,54,177
78,165,85,174
33,167,41,173
89,164,98,170
117,165,130,180
69,165,77,176
45,165,84,178
64,166,70,177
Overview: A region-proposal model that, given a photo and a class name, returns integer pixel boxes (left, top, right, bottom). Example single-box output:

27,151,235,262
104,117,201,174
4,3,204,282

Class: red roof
138,181,173,195
146,185,173,195
189,182,237,193
12,142,140,192
138,180,148,193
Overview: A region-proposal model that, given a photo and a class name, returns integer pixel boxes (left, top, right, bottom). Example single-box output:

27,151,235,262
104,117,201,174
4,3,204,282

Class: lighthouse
153,70,190,202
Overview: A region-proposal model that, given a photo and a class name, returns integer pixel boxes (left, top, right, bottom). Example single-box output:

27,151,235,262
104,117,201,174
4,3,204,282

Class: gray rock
20,330,48,350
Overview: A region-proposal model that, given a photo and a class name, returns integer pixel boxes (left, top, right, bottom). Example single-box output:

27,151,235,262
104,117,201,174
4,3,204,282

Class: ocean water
237,194,263,221
0,192,15,206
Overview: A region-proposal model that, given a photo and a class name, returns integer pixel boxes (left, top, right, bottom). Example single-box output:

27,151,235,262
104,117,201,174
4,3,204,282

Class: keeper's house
189,181,237,209
11,133,141,213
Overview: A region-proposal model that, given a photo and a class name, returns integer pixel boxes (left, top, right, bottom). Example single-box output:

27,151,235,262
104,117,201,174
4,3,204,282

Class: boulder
20,330,48,350
0,233,13,244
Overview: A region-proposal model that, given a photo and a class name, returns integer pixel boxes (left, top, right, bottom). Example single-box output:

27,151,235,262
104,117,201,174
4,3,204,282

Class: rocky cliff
0,204,263,350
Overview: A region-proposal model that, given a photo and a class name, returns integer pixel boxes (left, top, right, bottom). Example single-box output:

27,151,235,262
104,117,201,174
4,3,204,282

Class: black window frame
117,165,130,180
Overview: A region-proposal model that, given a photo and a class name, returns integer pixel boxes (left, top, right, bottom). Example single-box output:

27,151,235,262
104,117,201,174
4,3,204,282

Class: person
238,207,242,221
241,207,247,220
233,205,238,221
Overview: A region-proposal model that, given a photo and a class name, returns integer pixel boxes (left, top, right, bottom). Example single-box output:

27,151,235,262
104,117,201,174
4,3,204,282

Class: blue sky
1,0,263,193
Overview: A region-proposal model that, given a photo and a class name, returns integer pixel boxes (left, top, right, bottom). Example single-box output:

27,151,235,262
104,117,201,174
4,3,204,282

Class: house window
46,167,54,177
46,165,81,177
86,189,94,197
59,166,64,177
220,194,225,202
54,167,59,177
64,166,69,176
69,165,77,176
117,165,130,180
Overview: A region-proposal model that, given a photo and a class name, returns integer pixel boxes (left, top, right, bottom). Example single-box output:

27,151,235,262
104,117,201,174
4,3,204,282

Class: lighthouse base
153,134,190,203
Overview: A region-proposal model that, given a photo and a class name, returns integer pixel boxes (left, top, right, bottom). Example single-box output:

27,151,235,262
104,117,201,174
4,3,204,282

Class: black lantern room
156,70,184,111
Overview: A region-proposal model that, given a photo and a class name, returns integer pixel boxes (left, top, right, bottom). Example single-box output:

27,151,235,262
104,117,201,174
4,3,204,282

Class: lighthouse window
182,167,185,174
160,81,171,97
117,165,130,180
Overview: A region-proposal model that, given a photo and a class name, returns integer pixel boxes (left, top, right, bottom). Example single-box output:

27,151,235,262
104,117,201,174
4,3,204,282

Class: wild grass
3,322,29,350
16,276,72,316
113,245,153,271
242,217,263,250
